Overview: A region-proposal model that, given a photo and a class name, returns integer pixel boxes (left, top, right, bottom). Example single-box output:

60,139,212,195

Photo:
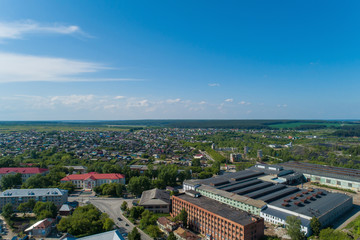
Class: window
337,181,341,185
326,179,331,184
348,183,353,187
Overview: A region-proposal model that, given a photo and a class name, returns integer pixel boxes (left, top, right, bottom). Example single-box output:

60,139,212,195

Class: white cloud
208,83,220,87
0,20,84,40
114,96,126,100
239,101,251,105
277,104,288,108
166,98,181,104
225,98,233,102
0,52,140,83
50,95,95,105
2,94,255,119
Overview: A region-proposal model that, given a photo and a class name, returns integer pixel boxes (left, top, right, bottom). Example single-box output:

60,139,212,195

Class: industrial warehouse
183,164,353,236
280,161,360,192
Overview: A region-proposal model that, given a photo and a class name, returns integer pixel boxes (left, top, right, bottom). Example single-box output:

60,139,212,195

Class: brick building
171,193,264,240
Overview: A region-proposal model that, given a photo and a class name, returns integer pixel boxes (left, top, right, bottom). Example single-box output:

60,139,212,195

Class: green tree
192,158,201,167
1,173,22,189
128,227,141,240
168,232,176,240
37,209,54,219
128,176,151,196
174,209,188,228
102,183,116,196
121,201,128,212
17,203,28,217
2,203,13,219
59,181,76,193
57,204,114,237
27,199,36,211
286,216,305,240
103,218,115,231
115,183,126,197
129,206,144,220
151,179,166,189
146,225,161,238
33,202,57,219
139,210,156,230
22,174,47,188
310,216,321,236
158,165,178,187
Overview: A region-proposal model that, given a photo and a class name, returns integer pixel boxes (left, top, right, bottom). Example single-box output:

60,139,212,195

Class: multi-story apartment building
171,193,264,240
0,167,49,182
60,172,125,190
0,188,68,210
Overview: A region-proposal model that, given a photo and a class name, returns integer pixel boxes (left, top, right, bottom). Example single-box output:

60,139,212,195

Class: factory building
281,161,360,192
183,166,353,236
171,192,264,240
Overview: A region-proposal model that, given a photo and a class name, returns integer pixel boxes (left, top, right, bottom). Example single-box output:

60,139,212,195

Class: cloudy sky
0,1,359,120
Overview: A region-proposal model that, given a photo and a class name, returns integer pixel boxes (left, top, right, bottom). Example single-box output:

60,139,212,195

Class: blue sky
0,1,359,120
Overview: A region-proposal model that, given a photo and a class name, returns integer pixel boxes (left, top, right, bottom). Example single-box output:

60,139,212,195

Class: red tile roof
61,172,125,181
0,168,48,174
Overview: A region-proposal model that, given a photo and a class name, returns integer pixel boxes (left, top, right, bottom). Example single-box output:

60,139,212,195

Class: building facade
171,193,264,240
0,167,49,182
60,172,125,190
138,188,170,213
0,188,68,210
281,161,360,192
196,185,266,216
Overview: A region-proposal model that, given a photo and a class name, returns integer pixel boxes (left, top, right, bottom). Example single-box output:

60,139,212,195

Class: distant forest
0,120,359,131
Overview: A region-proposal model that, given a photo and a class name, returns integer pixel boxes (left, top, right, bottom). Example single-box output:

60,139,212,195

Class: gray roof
280,161,360,183
59,204,73,212
197,185,266,208
192,170,264,187
77,230,124,240
268,189,352,219
139,188,170,206
0,188,67,197
262,207,310,227
175,193,260,226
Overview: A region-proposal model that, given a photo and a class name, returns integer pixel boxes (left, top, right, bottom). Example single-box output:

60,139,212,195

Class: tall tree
286,215,305,240
121,201,128,212
310,216,321,236
128,176,151,196
1,173,22,189
128,227,141,240
2,203,13,219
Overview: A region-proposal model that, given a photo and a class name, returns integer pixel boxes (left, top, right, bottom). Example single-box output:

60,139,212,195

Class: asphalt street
69,196,153,240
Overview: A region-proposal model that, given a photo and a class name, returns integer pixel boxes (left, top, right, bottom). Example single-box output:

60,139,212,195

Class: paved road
200,150,214,161
69,196,152,240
